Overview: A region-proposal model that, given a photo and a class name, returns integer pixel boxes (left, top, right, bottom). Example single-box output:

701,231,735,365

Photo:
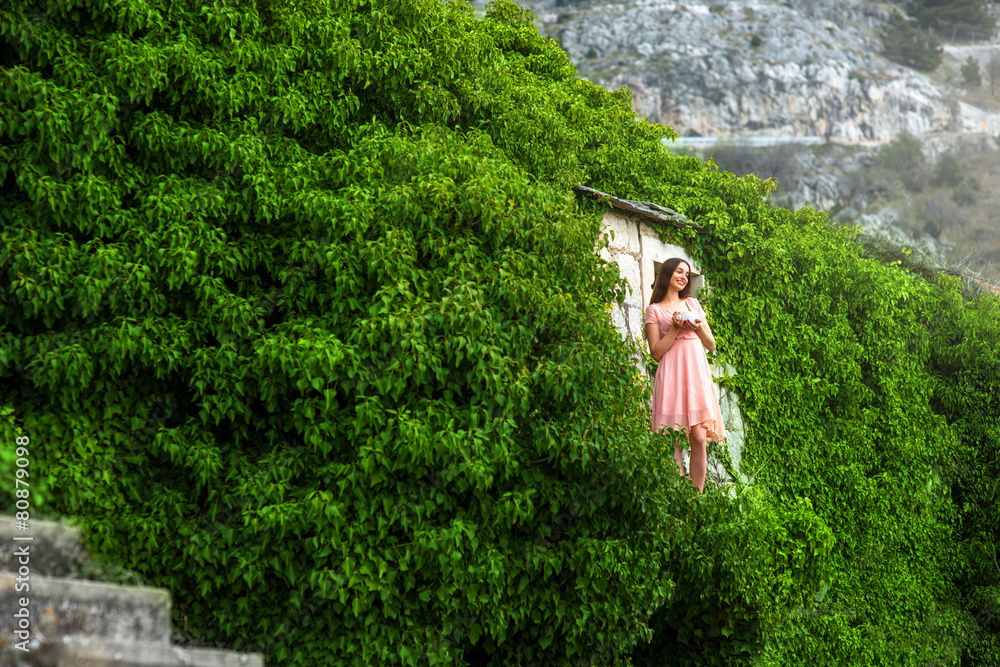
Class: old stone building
576,185,747,485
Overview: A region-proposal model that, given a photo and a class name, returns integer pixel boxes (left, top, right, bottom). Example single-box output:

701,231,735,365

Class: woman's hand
672,311,702,331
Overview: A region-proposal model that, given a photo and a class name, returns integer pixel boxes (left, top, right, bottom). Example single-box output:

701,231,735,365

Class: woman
644,258,726,493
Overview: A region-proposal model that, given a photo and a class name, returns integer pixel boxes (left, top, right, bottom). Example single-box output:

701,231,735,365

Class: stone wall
598,210,704,348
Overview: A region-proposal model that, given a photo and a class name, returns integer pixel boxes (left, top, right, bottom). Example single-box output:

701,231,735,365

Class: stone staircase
0,516,263,667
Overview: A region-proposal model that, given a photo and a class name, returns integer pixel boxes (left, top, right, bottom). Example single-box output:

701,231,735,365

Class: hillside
696,135,1000,283
3,1,1000,666
483,0,1000,281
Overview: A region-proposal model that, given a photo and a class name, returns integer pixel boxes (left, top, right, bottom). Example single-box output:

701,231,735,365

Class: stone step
2,637,264,667
0,517,88,577
0,572,170,645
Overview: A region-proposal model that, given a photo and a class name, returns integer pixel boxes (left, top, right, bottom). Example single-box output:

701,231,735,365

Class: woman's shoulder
647,301,675,314
644,302,664,322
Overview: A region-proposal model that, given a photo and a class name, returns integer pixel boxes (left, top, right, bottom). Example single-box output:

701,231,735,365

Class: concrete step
1,637,264,667
0,517,88,577
0,572,170,645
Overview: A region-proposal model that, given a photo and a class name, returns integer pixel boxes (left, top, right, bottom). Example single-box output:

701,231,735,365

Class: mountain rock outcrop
467,0,1000,279
512,0,1000,142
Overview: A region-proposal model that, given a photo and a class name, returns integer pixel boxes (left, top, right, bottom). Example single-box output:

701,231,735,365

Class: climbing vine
1,0,999,665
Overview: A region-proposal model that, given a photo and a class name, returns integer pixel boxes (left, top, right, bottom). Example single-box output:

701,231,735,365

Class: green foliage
0,405,52,512
954,176,981,205
881,12,943,71
909,0,995,41
682,203,976,666
3,0,1000,666
0,0,681,663
962,55,983,88
634,489,834,666
935,152,966,188
879,129,928,191
880,129,925,170
925,277,1000,665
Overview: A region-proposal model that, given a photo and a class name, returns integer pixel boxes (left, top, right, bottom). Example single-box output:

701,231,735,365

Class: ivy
1,1,999,666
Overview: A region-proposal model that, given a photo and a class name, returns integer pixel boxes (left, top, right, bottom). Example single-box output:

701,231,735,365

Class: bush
699,208,972,666
926,277,1000,666
878,129,928,191
962,56,983,88
880,130,924,169
633,489,834,667
911,0,995,41
954,177,981,205
923,198,961,239
881,11,943,71
0,1,686,663
935,152,966,187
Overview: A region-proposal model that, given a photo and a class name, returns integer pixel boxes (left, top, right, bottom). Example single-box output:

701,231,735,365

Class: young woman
643,258,727,493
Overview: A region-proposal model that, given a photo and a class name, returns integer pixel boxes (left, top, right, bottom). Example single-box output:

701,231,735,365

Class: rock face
515,0,1000,142
467,0,1000,279
0,516,265,667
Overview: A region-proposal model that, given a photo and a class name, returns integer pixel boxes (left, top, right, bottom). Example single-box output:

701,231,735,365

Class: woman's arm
687,299,717,352
645,316,682,361
692,319,716,353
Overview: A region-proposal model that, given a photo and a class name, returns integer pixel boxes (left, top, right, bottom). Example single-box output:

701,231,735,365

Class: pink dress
644,298,727,442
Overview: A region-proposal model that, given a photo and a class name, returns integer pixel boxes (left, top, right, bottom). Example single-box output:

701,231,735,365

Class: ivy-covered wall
639,203,982,666
595,201,746,487
1,0,999,666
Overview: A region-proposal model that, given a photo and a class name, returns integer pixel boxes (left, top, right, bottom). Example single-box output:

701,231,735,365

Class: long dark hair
649,257,692,304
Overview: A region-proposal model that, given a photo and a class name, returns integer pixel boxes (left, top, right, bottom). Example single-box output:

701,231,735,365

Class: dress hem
652,416,727,443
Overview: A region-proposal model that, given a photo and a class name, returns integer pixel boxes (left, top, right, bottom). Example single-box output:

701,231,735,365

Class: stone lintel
573,185,706,233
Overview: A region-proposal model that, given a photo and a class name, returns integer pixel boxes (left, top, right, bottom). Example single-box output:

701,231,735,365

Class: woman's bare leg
688,425,708,493
672,441,685,478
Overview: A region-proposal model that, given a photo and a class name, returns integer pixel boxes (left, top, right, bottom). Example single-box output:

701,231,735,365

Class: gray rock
869,180,893,197
833,206,858,223
5,638,265,667
515,0,1000,141
0,517,87,577
0,572,171,645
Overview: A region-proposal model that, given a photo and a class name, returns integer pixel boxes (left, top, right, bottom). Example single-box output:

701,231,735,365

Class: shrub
954,177,981,205
0,0,687,663
962,55,983,88
935,152,966,187
880,129,924,169
911,0,995,41
878,129,928,191
926,277,1000,667
881,11,943,71
923,197,961,239
697,206,972,666
633,489,834,666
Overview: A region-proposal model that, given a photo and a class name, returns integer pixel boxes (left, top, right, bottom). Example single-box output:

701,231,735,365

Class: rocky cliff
504,0,1000,143
468,0,1000,280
